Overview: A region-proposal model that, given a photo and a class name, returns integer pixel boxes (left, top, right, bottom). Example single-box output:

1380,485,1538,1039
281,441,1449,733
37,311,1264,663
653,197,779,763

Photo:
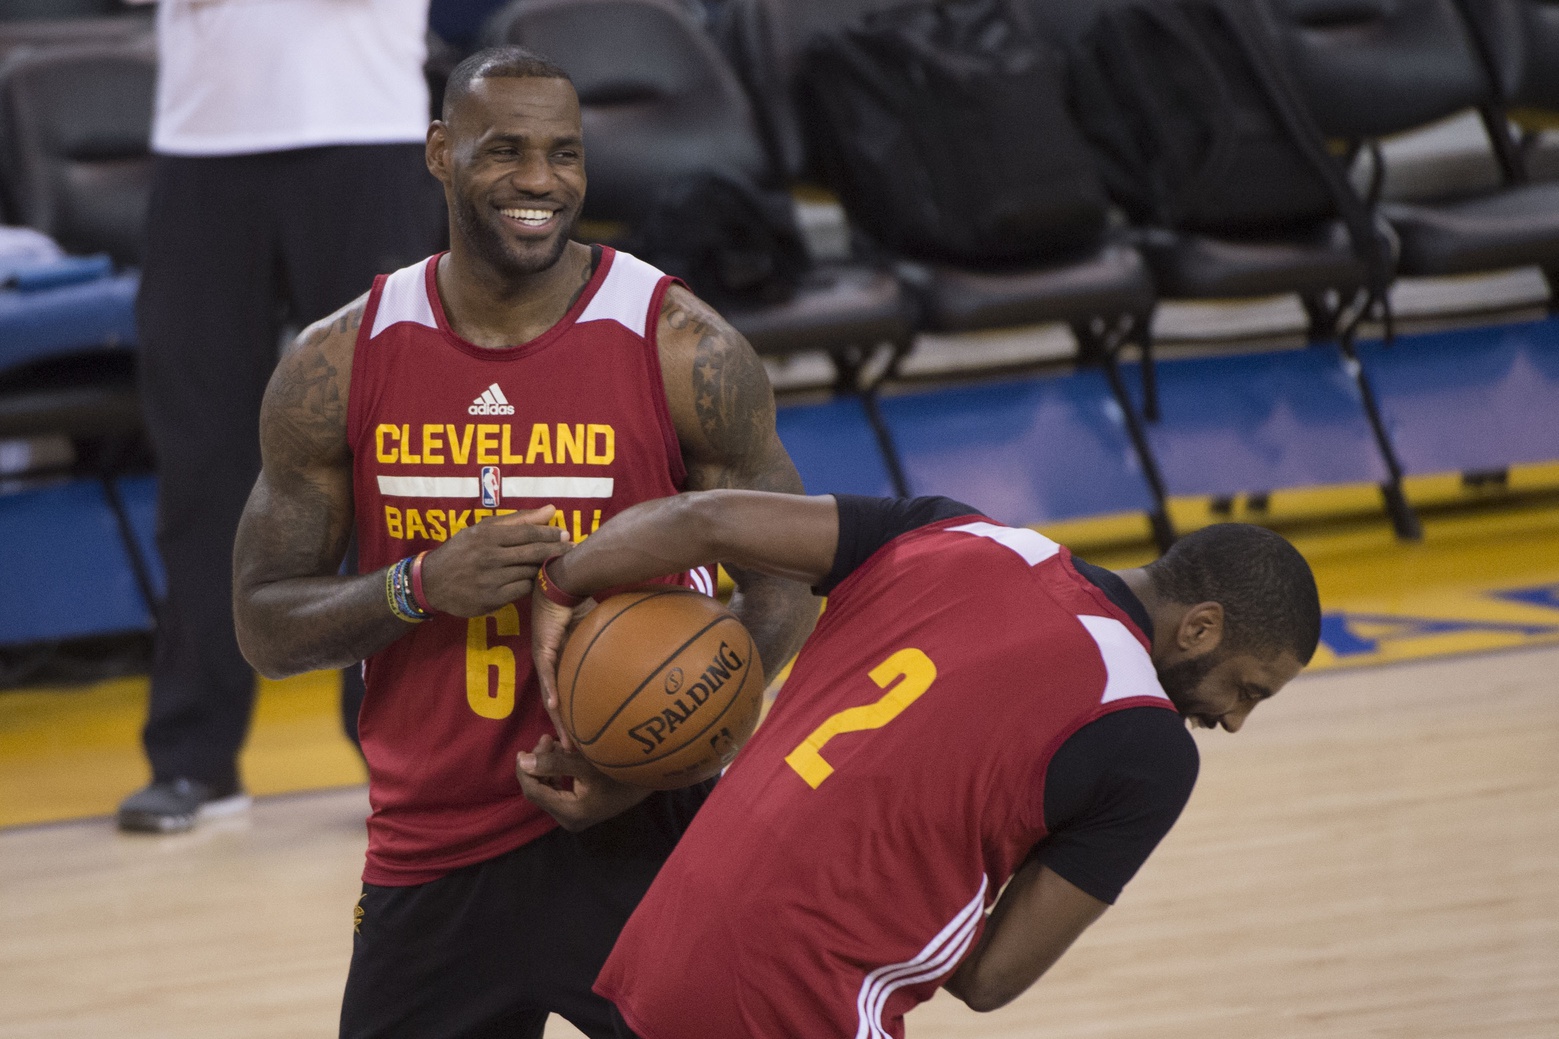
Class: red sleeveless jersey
596,518,1178,1039
347,248,712,885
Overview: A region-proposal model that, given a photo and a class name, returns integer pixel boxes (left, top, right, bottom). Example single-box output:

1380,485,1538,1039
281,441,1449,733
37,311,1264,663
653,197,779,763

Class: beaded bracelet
536,556,585,609
385,556,433,623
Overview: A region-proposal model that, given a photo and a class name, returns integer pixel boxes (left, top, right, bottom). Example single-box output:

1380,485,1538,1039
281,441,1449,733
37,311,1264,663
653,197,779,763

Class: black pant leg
610,1008,644,1039
543,783,716,1038
137,154,283,788
276,143,445,750
341,785,712,1039
278,143,446,323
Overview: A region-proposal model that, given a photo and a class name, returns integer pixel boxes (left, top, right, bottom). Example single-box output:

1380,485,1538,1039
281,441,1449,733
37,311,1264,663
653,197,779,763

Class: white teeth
501,207,553,226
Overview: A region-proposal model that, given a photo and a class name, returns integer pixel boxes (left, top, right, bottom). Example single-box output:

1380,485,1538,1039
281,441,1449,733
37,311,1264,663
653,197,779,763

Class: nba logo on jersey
480,466,501,508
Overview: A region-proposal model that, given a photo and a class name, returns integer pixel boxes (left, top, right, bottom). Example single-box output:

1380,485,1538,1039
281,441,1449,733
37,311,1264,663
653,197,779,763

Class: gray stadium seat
1453,0,1559,171
1256,0,1559,303
1024,0,1422,540
0,38,155,266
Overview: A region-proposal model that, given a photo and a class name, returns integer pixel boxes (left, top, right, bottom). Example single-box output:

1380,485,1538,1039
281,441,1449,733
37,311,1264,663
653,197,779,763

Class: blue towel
6,254,114,292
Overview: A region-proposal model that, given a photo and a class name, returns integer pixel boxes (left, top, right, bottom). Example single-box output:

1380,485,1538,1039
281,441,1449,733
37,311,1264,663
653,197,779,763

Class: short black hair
442,45,572,121
1144,523,1321,664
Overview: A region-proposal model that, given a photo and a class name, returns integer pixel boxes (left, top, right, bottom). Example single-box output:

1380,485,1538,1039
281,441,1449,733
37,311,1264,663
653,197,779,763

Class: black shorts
340,783,712,1039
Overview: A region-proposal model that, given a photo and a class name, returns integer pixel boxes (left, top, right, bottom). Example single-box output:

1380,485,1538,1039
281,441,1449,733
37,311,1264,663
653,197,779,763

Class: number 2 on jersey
466,604,521,719
784,648,937,788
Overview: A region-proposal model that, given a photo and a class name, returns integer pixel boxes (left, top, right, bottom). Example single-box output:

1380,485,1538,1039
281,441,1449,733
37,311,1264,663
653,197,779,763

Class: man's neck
435,240,595,349
1117,567,1178,660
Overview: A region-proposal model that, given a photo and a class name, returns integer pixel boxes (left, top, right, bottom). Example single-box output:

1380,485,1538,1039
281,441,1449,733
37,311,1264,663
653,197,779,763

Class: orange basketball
556,587,765,790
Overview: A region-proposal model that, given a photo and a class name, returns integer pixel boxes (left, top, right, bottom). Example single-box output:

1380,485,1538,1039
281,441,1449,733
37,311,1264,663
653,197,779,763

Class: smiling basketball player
230,46,816,1039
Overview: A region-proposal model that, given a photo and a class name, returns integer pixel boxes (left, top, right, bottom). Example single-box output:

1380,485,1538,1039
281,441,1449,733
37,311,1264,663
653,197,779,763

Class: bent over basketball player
229,48,816,1038
521,491,1319,1039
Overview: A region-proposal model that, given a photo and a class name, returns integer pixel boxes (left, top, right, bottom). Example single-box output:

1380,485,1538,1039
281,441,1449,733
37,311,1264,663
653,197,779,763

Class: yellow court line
0,671,364,829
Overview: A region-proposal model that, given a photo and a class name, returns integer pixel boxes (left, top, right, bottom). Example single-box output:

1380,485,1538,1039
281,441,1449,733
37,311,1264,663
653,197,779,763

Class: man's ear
426,121,451,185
1176,601,1225,657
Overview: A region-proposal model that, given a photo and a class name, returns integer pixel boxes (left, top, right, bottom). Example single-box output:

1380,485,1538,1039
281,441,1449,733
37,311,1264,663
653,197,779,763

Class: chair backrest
1456,0,1559,111
1254,0,1493,140
717,0,917,181
0,40,155,265
481,0,771,224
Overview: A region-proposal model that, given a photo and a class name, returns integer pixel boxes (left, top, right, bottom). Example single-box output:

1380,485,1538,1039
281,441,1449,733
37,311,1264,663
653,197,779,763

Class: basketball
556,587,765,790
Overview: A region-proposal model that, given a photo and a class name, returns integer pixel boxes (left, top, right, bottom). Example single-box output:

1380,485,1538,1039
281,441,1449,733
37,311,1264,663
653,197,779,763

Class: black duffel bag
625,170,811,312
802,0,1111,267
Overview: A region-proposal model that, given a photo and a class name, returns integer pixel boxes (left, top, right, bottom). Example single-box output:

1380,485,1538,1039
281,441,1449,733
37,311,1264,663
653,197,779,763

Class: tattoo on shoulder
332,305,364,336
666,300,774,461
265,323,351,465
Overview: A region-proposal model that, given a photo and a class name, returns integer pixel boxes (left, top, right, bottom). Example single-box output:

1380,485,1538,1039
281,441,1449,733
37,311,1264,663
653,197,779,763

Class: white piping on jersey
376,475,615,499
947,521,1061,566
369,258,438,339
854,875,990,1039
1077,614,1170,704
688,566,716,598
577,250,665,337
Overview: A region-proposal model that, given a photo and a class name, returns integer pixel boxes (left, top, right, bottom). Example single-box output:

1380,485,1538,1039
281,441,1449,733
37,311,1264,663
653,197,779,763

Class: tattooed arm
233,297,568,678
657,286,819,684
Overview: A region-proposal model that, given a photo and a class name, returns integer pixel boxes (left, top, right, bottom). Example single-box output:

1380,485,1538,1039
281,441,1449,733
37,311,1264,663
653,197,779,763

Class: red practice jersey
597,517,1178,1039
348,247,713,886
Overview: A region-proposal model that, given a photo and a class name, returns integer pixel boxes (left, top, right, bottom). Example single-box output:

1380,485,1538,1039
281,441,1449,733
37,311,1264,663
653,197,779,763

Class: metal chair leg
834,339,914,499
1337,338,1423,541
1095,319,1177,554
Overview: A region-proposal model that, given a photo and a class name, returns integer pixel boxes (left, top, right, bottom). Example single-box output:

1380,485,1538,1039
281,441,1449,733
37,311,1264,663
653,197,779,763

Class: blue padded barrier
1116,347,1392,497
1358,317,1559,475
0,477,156,645
876,370,1157,526
777,397,900,497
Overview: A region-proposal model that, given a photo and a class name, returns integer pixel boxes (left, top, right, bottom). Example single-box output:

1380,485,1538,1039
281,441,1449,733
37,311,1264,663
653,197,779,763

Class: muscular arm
943,861,1110,1013
657,286,818,683
234,300,572,679
232,299,409,678
541,490,840,599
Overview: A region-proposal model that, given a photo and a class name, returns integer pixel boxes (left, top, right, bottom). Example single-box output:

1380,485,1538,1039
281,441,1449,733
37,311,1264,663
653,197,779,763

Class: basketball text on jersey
374,410,619,543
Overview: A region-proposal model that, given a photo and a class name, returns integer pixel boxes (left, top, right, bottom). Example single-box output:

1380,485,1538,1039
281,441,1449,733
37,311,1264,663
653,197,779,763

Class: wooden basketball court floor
3,472,1558,1038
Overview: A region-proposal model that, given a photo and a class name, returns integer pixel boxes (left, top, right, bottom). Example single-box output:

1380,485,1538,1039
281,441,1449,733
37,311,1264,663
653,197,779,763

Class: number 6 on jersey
784,648,937,788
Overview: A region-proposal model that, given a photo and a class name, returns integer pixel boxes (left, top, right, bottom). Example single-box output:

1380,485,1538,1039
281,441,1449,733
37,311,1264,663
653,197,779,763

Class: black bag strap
1201,0,1393,305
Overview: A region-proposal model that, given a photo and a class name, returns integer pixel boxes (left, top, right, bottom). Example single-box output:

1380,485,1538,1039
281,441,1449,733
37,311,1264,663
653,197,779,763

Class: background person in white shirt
118,0,445,833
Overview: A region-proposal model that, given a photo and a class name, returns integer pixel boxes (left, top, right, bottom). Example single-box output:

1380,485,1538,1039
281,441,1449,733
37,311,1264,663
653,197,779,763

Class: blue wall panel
777,397,899,497
1119,348,1391,496
877,371,1155,526
1359,318,1559,475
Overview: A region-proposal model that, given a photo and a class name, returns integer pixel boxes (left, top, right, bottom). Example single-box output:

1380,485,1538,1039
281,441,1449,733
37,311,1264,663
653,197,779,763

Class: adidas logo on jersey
469,383,515,416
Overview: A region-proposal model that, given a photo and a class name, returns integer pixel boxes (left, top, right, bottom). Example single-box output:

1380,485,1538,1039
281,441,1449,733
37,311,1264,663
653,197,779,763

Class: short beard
452,190,576,280
1157,650,1224,719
